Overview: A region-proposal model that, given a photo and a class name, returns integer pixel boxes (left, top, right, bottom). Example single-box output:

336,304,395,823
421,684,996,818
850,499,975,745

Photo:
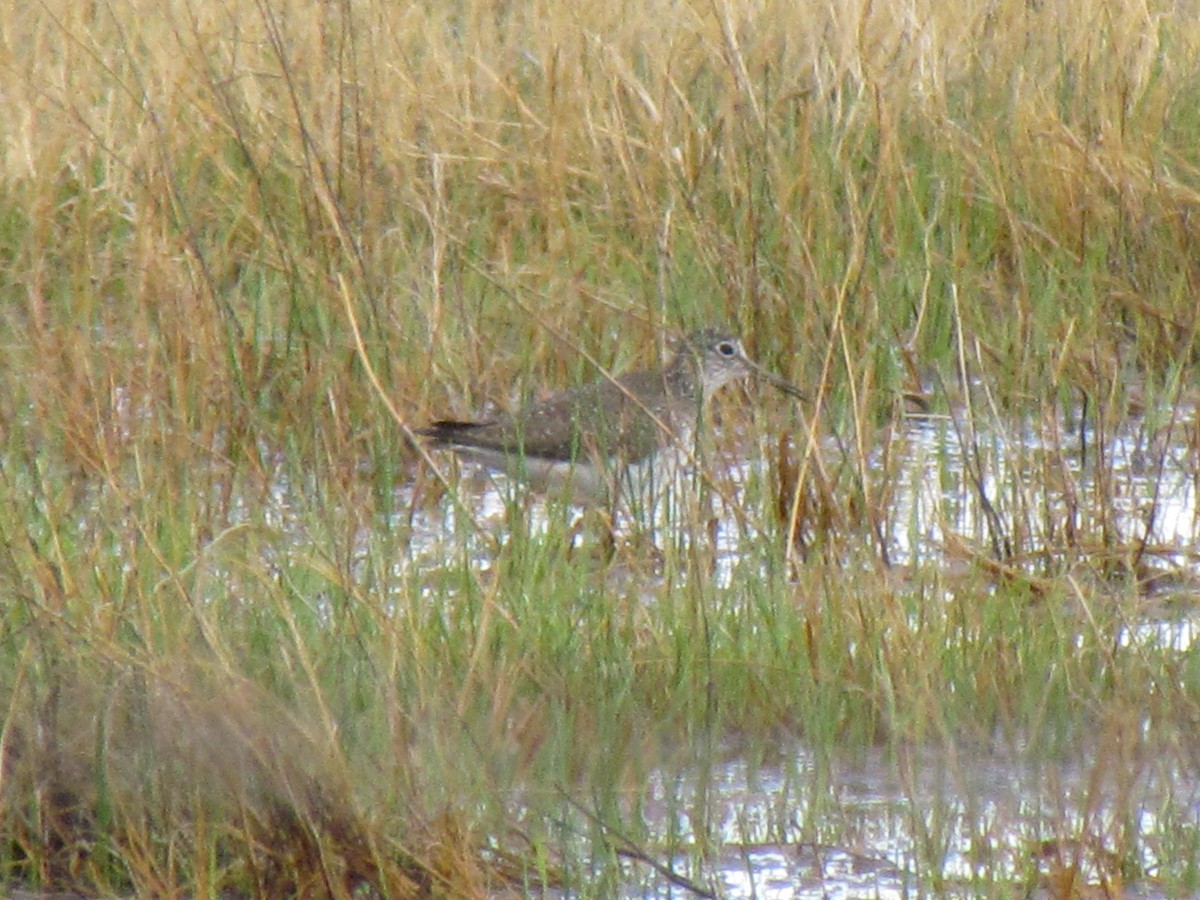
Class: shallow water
417,409,1200,897
411,407,1200,595
618,741,1197,898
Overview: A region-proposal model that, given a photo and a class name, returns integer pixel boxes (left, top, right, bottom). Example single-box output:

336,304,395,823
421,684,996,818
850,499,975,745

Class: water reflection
411,409,1200,598
415,411,1200,897
620,743,1192,898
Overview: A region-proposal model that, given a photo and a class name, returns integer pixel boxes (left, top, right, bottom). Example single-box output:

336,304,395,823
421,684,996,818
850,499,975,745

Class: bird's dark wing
420,373,672,463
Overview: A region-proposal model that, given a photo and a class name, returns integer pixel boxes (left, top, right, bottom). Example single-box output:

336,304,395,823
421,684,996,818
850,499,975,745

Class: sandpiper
419,328,801,504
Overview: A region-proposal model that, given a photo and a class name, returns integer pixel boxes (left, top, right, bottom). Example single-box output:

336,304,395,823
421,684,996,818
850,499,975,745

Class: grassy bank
2,0,1200,894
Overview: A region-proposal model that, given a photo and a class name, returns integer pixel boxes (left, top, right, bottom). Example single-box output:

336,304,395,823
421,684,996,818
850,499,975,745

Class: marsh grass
3,0,1200,894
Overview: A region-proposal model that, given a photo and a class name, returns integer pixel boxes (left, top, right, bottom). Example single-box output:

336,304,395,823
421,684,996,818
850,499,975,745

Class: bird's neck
664,354,706,405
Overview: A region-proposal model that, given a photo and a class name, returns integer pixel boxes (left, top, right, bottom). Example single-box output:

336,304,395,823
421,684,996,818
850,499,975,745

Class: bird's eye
717,341,737,357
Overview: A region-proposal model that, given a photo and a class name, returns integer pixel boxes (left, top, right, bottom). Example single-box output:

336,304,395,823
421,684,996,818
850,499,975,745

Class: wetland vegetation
2,0,1200,895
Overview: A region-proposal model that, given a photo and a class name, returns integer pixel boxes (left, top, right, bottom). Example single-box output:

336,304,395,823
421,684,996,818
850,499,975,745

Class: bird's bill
744,358,806,400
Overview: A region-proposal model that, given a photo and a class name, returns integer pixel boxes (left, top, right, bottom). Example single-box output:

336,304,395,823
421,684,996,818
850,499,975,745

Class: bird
418,328,802,505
